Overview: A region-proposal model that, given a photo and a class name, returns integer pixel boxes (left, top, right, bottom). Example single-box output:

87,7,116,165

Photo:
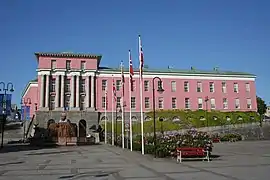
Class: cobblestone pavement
0,141,269,180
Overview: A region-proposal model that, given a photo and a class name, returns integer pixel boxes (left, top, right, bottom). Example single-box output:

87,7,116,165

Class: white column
39,75,45,108
60,75,65,108
70,75,75,108
76,76,80,108
55,75,60,108
45,75,50,108
91,75,95,109
85,76,90,108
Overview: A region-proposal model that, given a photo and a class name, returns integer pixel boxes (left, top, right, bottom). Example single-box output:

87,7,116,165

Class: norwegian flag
139,35,144,78
129,50,134,91
112,78,117,101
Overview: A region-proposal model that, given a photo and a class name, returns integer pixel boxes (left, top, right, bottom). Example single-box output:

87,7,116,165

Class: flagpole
111,75,115,146
129,50,133,151
121,61,125,149
139,35,145,154
105,88,107,144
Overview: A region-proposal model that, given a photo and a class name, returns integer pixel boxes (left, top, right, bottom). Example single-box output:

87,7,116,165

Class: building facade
22,52,257,130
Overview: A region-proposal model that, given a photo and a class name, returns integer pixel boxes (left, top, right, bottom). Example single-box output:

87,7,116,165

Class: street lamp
152,76,164,158
21,98,31,142
204,96,209,128
0,82,14,148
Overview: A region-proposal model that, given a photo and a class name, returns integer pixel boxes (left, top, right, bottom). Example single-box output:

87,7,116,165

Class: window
144,80,149,91
102,97,106,108
131,97,136,109
209,82,214,92
102,80,107,91
185,98,190,109
116,97,121,108
171,81,176,92
66,60,71,70
158,81,163,89
234,83,239,93
65,95,70,109
51,78,56,92
223,98,228,109
116,80,121,91
145,97,150,109
210,98,216,109
65,79,70,92
184,81,189,92
247,98,252,109
80,96,85,110
172,97,177,109
80,79,85,93
81,61,86,70
158,97,164,109
198,98,203,109
51,60,56,70
235,98,240,109
50,96,55,110
222,82,227,93
246,83,250,92
132,80,136,91
197,82,202,92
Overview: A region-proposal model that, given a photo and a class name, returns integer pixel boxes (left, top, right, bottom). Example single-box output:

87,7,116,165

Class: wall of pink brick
96,76,257,112
23,84,38,118
38,57,98,70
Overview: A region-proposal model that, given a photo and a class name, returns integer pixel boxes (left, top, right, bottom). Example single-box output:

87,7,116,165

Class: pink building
22,52,257,130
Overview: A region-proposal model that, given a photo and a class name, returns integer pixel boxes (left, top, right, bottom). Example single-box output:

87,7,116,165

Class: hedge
100,110,259,134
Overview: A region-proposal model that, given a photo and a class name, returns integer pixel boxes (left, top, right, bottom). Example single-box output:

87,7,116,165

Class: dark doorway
79,119,87,137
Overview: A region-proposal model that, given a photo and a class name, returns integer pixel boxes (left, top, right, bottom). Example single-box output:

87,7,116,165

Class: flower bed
113,130,213,158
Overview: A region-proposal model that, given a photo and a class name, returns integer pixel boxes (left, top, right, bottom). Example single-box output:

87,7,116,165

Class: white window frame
131,97,136,109
51,78,56,92
50,96,55,110
116,80,121,91
65,79,70,92
185,98,190,109
197,82,202,92
65,95,70,108
235,98,240,109
210,98,216,109
145,97,150,109
172,97,177,109
234,83,239,93
222,82,227,93
102,97,106,108
198,98,203,109
158,97,164,109
247,98,252,109
171,81,176,92
209,82,215,93
223,98,228,109
51,60,56,70
116,97,121,108
66,60,71,70
80,79,85,93
246,83,250,92
81,61,86,70
144,80,149,91
80,95,85,110
184,81,189,92
102,80,107,91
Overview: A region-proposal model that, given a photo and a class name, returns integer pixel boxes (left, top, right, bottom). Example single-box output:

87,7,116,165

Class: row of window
50,78,86,93
51,60,86,70
101,96,253,110
49,94,87,110
101,79,251,93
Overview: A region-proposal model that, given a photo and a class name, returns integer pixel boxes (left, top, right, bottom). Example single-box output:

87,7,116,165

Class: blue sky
0,0,269,106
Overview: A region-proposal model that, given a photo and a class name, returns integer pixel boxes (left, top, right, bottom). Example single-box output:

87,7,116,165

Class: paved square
0,141,269,179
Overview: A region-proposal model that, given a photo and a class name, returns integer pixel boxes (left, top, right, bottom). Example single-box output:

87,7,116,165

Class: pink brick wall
22,84,38,118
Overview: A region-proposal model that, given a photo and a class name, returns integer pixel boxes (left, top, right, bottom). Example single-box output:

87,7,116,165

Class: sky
0,0,270,106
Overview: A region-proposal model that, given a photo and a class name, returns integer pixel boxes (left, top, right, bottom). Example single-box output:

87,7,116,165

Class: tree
257,96,267,115
257,96,267,127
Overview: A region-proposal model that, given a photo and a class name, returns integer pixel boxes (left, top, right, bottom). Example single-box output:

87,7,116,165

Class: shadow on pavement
0,143,58,154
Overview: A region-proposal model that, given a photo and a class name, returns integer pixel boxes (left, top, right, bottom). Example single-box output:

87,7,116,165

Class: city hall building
22,52,257,131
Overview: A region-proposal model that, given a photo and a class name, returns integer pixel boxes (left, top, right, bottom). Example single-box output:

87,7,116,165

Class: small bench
176,147,210,163
212,138,221,143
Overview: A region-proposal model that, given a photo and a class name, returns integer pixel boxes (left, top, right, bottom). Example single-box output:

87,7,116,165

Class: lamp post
204,96,209,129
152,77,164,158
0,82,14,148
21,98,31,142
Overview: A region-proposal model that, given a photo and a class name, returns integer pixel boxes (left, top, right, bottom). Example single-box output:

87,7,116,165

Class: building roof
98,67,256,77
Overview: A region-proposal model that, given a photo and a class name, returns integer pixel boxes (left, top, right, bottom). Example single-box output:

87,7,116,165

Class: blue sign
0,94,12,116
21,105,30,120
